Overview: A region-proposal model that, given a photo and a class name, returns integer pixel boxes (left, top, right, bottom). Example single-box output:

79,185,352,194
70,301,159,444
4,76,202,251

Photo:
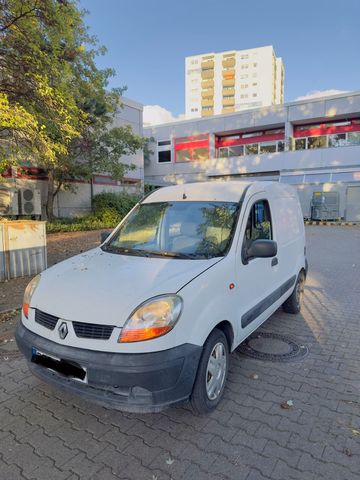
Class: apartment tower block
185,45,284,119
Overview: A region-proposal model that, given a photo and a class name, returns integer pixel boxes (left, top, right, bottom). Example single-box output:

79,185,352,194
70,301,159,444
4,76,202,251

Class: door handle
271,257,278,267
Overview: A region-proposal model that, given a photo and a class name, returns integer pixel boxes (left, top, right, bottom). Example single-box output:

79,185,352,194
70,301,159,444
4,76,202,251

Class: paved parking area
0,226,360,479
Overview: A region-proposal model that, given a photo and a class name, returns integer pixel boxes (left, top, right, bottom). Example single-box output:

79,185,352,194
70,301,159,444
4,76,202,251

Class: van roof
143,181,296,204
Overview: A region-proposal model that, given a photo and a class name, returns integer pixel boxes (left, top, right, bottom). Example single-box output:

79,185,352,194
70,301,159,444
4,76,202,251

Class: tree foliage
0,0,145,219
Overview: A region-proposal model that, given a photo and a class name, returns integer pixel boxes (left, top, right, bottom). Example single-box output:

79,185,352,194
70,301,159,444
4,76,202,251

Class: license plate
31,347,87,383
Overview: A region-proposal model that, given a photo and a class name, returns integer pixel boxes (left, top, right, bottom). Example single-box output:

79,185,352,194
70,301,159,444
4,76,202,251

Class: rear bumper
16,321,202,412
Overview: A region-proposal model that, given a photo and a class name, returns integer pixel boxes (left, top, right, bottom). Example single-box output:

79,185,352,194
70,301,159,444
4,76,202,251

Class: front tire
282,271,305,314
190,329,229,414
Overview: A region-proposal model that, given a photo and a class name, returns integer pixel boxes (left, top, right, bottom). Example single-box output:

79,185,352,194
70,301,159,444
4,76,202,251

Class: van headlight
119,295,183,343
23,274,41,318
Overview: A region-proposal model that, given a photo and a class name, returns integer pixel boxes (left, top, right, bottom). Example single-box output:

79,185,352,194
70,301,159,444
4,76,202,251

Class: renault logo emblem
58,322,68,340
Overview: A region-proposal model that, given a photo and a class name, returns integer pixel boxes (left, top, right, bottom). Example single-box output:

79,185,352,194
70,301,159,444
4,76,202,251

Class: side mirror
100,231,111,244
246,239,277,261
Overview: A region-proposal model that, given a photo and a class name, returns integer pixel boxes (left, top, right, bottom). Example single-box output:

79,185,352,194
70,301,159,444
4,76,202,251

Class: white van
16,181,307,414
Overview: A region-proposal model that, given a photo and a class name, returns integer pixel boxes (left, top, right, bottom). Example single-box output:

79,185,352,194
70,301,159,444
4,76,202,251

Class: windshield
103,201,239,259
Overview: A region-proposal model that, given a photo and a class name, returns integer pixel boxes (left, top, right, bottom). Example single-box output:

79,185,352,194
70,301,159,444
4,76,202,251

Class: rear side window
242,199,272,261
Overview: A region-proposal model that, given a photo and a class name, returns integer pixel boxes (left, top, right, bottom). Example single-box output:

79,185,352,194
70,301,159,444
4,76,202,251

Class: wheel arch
207,320,235,352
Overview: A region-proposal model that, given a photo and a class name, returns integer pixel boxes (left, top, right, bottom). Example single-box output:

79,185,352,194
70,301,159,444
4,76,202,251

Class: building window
253,63,257,67
252,93,257,97
158,140,171,147
308,136,327,149
252,82,258,87
295,138,306,150
240,94,248,99
192,147,209,161
241,64,249,69
241,84,248,89
348,132,360,145
328,133,347,147
176,149,191,162
245,143,259,155
240,74,249,79
158,150,171,163
277,141,285,152
259,142,277,154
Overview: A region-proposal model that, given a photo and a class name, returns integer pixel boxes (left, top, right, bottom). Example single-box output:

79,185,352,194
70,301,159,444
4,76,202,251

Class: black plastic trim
241,275,297,328
16,322,202,412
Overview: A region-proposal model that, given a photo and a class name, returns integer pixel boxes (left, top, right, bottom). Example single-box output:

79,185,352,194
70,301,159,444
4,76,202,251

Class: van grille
72,321,114,340
35,310,58,330
34,310,114,340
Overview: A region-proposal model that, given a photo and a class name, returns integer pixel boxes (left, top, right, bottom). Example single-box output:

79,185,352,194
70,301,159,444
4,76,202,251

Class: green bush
93,191,141,219
46,191,141,234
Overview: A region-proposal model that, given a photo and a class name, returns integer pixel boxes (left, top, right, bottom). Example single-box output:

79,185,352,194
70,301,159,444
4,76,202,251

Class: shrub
46,191,141,233
93,191,140,219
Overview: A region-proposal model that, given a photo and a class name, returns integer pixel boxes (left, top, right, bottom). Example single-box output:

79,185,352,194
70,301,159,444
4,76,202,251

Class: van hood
31,248,220,326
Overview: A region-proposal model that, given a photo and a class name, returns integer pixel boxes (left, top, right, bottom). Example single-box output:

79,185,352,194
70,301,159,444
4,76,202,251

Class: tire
282,270,305,314
190,329,229,414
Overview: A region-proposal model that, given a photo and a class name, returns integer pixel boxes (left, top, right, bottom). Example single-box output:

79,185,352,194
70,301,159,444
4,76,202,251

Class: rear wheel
282,271,305,314
190,329,229,414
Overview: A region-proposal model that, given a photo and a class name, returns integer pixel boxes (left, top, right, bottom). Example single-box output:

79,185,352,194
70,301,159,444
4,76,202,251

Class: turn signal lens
23,303,30,319
22,275,41,318
119,295,183,343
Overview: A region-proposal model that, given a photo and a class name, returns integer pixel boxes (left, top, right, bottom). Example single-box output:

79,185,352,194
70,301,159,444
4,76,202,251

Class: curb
305,221,360,226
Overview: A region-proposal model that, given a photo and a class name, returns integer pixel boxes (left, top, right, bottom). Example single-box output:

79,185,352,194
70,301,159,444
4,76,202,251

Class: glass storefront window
328,133,347,147
295,138,306,150
176,149,191,162
192,148,209,161
348,132,360,145
307,136,327,149
245,143,259,155
277,141,285,152
228,145,244,157
259,142,277,154
218,147,228,158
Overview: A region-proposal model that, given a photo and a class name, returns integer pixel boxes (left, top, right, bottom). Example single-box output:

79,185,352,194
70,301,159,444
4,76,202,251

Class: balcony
201,79,214,89
223,78,235,87
222,106,235,114
201,69,214,79
202,109,214,117
201,60,214,69
223,97,235,107
202,89,214,99
222,69,235,79
222,58,235,68
201,98,214,107
222,88,235,97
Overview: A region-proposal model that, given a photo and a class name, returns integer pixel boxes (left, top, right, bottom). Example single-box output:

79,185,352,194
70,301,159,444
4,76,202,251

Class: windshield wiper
101,245,151,257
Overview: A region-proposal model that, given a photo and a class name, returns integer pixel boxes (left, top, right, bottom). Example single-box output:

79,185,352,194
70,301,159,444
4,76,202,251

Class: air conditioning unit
0,189,19,216
18,188,41,217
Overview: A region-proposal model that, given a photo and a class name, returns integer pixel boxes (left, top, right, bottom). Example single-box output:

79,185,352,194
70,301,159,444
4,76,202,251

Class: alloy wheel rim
206,342,227,401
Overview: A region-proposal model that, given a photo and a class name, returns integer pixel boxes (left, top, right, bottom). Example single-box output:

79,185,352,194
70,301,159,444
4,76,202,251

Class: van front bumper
16,322,202,412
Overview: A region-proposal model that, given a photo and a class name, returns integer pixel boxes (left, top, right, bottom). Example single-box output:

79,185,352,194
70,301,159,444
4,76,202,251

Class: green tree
0,0,145,219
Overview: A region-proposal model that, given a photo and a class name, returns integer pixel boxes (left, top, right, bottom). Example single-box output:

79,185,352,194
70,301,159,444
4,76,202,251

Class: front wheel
282,271,305,314
190,329,229,414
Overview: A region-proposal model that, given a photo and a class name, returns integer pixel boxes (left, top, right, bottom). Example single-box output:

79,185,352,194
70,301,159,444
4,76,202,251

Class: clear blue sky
80,0,360,116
